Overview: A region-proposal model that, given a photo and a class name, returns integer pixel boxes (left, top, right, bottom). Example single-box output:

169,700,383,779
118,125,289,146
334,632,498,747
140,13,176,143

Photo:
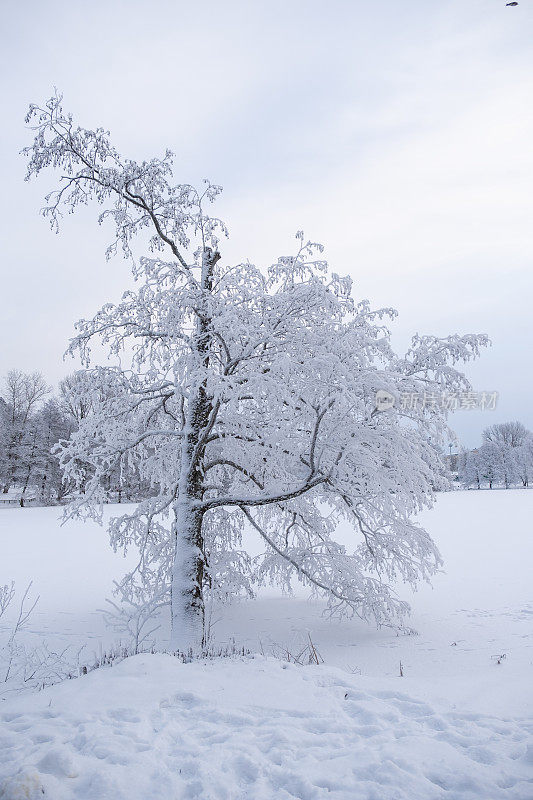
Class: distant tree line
0,370,148,504
458,421,533,489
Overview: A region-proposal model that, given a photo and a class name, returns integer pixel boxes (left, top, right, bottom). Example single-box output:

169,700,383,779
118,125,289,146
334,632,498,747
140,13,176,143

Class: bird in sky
506,2,518,6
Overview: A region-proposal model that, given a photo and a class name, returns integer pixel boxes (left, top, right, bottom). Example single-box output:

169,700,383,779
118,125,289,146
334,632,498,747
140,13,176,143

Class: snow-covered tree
59,372,94,425
514,435,533,488
0,370,50,494
497,444,519,489
458,448,483,489
480,421,529,489
483,421,529,449
32,400,75,502
24,94,488,651
0,398,11,490
478,441,501,489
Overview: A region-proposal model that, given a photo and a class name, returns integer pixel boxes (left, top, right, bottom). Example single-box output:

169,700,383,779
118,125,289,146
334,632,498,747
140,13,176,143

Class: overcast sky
1,0,532,447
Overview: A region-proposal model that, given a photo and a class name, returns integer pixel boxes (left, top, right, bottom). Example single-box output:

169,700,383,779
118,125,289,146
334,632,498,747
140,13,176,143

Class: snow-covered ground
1,652,532,800
1,490,532,798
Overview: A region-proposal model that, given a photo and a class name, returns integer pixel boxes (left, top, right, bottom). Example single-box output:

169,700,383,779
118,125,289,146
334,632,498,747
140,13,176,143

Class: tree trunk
170,464,206,652
170,388,210,651
169,248,219,652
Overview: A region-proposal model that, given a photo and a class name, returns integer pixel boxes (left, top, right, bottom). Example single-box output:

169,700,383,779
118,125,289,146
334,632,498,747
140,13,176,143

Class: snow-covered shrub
0,582,79,694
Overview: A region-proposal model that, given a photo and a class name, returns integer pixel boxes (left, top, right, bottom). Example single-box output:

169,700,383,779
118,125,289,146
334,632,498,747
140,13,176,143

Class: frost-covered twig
0,582,16,619
100,582,167,654
1,581,39,684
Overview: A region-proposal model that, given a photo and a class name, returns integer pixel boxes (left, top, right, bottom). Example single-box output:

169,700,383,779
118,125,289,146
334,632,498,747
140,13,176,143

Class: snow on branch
24,94,490,646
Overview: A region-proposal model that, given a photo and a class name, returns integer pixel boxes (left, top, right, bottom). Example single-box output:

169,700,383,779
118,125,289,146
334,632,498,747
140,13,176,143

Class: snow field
1,653,532,800
0,489,532,798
